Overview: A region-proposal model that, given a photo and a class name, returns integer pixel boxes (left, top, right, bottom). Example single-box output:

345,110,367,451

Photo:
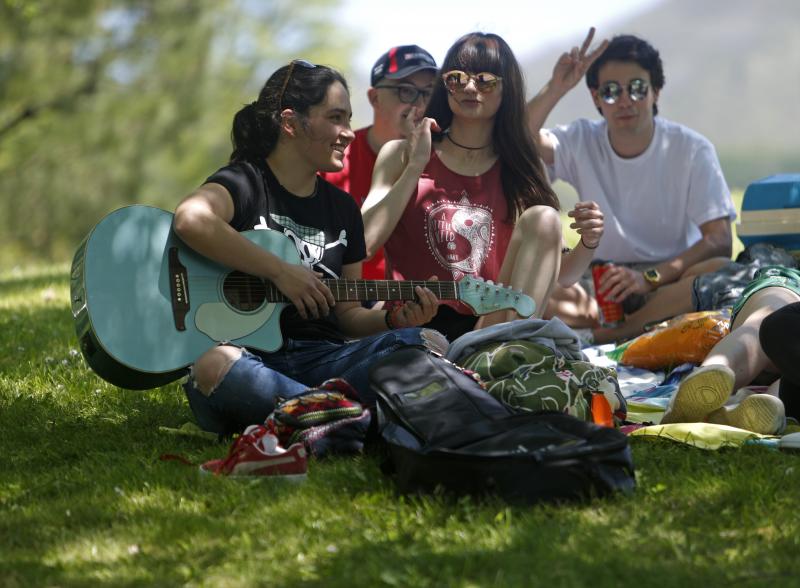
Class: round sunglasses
597,78,649,104
442,70,502,94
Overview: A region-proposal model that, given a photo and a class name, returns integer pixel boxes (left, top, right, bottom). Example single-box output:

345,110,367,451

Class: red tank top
385,151,514,314
321,127,386,279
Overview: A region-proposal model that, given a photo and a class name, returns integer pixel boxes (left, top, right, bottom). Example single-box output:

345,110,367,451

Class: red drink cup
591,263,624,327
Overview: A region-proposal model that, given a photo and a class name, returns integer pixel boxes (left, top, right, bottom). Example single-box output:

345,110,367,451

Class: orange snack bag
619,309,731,370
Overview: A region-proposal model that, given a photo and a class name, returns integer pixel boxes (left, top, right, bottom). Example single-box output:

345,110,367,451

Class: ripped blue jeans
184,327,444,436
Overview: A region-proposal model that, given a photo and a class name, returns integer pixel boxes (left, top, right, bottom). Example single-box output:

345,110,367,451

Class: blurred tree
0,0,355,264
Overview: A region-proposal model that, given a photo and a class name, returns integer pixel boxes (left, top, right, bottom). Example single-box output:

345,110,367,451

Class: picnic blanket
582,343,795,450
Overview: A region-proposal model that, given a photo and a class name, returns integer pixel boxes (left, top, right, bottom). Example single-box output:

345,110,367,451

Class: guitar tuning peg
487,280,494,285
497,282,503,287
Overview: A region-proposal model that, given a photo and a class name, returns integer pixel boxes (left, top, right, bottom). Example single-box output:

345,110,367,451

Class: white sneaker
661,365,734,424
707,394,786,435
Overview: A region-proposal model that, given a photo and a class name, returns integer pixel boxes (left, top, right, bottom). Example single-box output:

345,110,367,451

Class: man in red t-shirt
323,45,437,279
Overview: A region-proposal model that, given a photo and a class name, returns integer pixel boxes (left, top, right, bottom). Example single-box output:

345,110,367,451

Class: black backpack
369,346,635,504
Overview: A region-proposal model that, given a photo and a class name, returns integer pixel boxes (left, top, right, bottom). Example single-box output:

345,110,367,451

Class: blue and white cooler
737,174,800,251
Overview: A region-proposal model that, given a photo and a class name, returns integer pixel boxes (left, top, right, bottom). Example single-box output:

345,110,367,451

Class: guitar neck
220,271,533,317
327,279,459,302
264,279,459,303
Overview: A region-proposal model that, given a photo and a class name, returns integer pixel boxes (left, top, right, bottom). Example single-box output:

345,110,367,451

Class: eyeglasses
278,59,317,109
597,78,649,104
442,70,502,94
374,84,432,104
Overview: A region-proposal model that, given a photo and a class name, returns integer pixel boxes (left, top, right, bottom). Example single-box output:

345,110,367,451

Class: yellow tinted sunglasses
442,70,502,94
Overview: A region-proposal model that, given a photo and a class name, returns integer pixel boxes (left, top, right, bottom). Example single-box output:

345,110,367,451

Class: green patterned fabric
460,340,624,423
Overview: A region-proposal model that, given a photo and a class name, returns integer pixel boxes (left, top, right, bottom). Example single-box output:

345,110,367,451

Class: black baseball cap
370,45,437,87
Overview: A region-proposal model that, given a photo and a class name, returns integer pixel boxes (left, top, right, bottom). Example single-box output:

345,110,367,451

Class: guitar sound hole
222,271,267,312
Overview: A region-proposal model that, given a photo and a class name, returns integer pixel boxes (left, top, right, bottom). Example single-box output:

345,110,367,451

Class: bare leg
681,256,732,280
687,289,799,433
542,282,600,328
475,205,561,329
659,287,798,432
192,345,244,395
702,287,800,389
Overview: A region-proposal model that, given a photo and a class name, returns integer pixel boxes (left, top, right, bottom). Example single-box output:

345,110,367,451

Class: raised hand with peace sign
526,27,608,165
550,27,609,95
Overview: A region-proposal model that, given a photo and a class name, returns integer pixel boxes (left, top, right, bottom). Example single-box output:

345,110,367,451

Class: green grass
3,262,800,588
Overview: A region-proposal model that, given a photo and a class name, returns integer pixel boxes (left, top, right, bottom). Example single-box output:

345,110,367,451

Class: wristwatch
642,267,661,286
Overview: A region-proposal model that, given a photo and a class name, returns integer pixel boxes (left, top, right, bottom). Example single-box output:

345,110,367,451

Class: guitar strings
174,276,521,307
181,278,458,288
177,276,464,297
169,275,525,311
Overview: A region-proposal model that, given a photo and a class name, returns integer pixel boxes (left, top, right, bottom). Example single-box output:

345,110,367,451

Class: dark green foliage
0,0,355,265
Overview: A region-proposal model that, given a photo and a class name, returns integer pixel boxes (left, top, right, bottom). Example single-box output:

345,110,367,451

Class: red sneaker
200,424,307,480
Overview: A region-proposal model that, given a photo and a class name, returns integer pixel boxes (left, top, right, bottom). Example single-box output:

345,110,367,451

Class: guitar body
71,205,296,389
71,205,536,390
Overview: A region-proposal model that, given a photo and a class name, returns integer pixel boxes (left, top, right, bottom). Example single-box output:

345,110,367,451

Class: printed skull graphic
267,213,347,278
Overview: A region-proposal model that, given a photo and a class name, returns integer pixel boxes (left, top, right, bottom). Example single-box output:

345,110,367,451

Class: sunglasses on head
374,84,432,105
442,70,502,94
597,78,649,104
278,59,317,108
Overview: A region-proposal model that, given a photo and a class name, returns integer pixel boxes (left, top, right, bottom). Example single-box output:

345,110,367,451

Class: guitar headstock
457,276,535,317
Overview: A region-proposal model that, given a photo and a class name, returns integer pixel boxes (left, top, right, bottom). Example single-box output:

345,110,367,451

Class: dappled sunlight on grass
47,534,144,570
0,265,70,310
0,262,70,281
4,262,800,586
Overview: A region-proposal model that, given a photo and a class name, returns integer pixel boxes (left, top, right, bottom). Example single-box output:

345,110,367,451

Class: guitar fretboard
263,279,460,303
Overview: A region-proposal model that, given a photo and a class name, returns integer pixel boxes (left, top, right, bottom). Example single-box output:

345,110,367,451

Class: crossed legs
702,287,800,388
661,287,800,432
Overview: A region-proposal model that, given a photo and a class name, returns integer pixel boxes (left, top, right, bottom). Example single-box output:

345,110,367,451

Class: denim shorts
183,327,446,436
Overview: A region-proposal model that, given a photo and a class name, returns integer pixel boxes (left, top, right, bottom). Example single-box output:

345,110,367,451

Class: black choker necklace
445,131,491,151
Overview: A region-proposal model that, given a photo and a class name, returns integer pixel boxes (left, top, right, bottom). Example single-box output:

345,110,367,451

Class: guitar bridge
168,247,189,331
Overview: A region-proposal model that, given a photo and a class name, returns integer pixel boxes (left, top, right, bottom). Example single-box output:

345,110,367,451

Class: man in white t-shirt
527,30,736,341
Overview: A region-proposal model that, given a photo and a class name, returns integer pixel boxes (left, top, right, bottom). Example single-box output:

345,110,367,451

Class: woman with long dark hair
362,33,604,340
173,60,441,436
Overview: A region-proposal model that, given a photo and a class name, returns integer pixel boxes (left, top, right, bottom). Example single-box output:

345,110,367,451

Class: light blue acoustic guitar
70,206,535,390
